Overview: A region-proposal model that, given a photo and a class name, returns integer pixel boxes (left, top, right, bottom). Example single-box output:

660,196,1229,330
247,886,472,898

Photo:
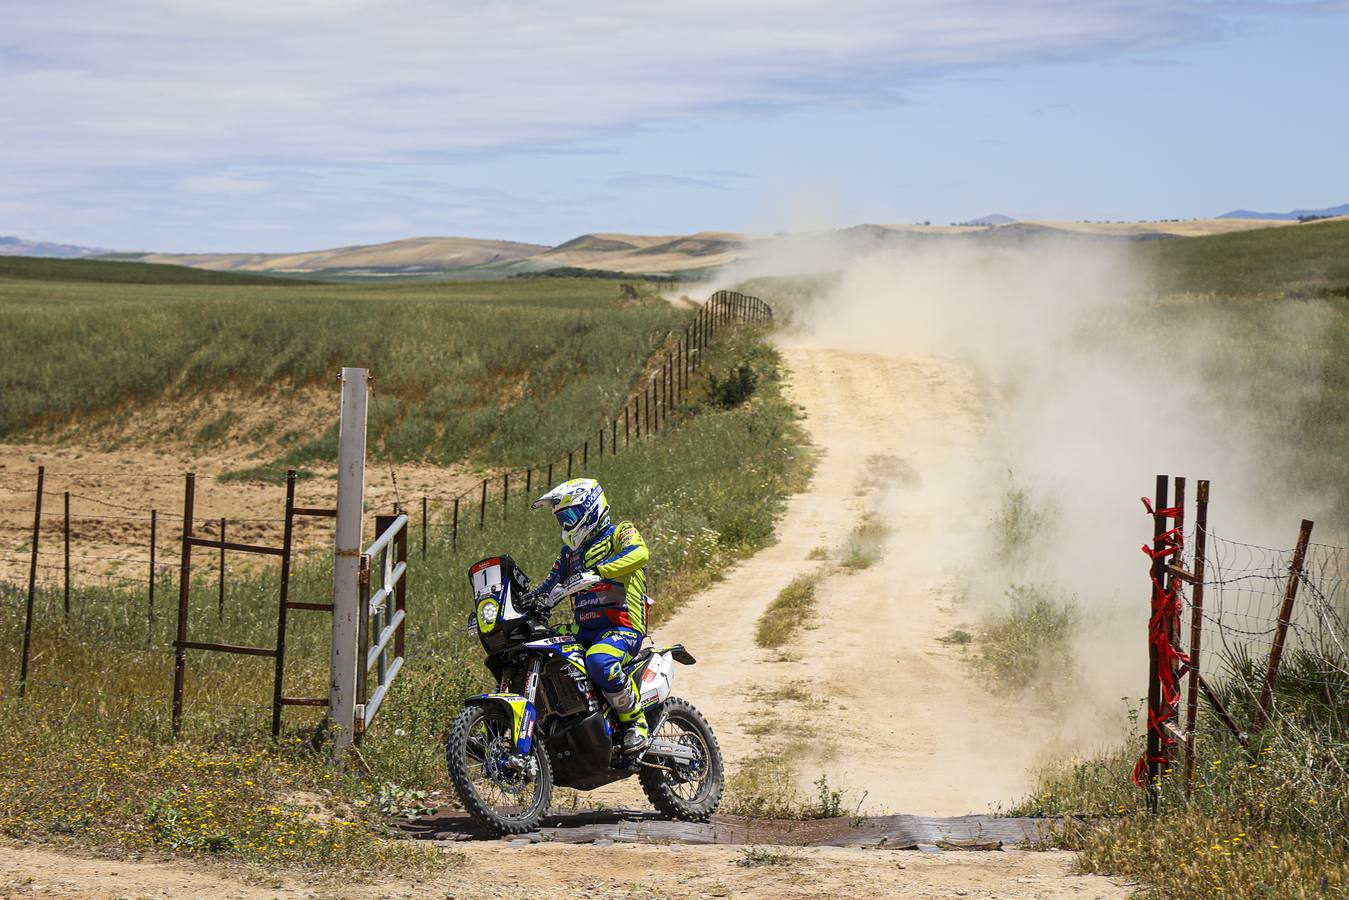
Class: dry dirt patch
0,840,1130,899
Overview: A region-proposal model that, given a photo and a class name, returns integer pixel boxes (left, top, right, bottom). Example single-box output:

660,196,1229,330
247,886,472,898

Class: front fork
516,658,542,755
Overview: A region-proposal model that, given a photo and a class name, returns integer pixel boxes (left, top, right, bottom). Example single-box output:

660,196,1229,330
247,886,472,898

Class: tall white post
330,367,368,753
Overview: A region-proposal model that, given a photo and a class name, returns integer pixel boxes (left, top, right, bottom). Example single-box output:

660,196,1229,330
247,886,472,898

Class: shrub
707,364,759,408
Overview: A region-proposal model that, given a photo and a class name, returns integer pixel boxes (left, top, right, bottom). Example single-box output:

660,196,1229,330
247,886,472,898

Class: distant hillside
108,235,548,274
1218,203,1349,221
0,255,313,285
20,216,1316,283
537,231,749,274
0,235,108,259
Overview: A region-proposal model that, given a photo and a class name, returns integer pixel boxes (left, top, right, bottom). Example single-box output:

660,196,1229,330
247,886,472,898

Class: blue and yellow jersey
537,519,650,634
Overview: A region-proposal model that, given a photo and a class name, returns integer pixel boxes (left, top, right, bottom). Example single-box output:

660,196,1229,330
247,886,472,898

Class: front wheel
446,704,552,835
639,697,724,821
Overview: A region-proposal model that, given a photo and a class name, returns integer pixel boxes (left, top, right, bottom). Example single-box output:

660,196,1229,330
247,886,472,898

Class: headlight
479,600,499,626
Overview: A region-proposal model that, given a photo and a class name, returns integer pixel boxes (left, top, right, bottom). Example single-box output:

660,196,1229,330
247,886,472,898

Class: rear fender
657,643,696,665
465,693,536,755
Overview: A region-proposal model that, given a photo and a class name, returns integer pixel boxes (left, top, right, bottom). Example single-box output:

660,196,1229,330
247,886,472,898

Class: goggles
555,506,585,529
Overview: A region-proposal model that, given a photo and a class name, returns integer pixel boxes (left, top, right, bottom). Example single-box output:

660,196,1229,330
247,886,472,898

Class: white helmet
532,478,610,551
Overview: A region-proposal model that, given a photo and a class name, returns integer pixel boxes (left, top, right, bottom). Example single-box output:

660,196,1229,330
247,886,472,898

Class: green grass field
0,317,812,869
0,267,689,468
1142,219,1349,298
0,254,312,285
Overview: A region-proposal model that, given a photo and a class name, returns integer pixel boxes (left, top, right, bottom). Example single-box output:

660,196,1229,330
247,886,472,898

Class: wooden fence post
1183,480,1211,798
612,419,618,455
567,450,574,479
479,478,488,527
271,470,298,737
583,439,589,467
218,517,226,621
18,466,44,699
421,496,428,558
172,472,196,736
1253,518,1315,732
148,508,157,625
503,473,509,519
452,497,460,549
525,468,532,501
63,490,71,617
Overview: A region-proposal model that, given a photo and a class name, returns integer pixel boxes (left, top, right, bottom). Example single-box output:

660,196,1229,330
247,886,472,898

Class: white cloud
0,0,1297,171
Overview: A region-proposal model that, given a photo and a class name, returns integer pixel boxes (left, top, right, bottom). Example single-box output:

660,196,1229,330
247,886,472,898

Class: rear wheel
446,704,552,835
638,697,724,821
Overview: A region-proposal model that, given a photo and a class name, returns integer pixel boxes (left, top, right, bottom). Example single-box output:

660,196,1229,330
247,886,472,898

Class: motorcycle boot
603,678,650,754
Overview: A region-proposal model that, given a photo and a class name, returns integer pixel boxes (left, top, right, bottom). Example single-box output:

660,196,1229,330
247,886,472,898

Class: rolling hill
2,215,1322,282
107,235,548,275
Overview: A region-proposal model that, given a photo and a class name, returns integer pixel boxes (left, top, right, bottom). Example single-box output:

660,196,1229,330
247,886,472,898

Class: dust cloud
727,233,1334,760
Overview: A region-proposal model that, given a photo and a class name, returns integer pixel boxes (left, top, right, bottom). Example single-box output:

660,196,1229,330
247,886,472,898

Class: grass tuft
755,572,821,648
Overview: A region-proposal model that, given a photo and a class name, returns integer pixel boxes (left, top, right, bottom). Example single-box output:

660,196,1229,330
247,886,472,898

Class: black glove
519,588,548,614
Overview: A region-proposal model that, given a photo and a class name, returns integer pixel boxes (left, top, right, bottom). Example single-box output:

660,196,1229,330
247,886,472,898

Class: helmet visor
555,506,585,530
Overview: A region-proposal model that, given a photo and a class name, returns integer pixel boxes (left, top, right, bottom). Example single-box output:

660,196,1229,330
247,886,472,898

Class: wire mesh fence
1138,476,1349,801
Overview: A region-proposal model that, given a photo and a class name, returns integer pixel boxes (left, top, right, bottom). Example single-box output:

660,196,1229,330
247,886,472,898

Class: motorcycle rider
526,478,651,753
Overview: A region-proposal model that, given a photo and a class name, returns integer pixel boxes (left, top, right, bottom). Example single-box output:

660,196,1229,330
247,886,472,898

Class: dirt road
0,840,1132,899
648,344,1051,814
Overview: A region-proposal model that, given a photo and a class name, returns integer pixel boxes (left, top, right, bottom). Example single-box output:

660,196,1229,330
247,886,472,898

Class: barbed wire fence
1134,476,1348,806
2,290,772,727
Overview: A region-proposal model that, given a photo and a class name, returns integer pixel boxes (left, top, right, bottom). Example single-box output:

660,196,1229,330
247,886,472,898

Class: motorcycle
446,554,725,835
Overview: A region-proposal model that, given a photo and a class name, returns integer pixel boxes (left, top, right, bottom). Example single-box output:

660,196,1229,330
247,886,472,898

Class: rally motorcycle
445,555,724,835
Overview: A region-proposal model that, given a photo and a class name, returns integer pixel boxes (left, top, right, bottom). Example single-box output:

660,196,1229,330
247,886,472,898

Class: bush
970,584,1078,691
707,364,759,408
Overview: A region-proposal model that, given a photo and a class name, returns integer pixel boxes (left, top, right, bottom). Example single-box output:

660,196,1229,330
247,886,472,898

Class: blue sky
3,0,1347,252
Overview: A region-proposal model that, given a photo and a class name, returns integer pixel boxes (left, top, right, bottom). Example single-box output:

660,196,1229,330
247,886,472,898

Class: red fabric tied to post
1133,498,1189,789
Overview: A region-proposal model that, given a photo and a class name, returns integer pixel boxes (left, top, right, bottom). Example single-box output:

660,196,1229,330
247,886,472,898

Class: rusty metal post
394,517,407,661
479,478,487,527
651,378,658,434
1145,474,1168,809
547,462,554,486
218,517,226,621
148,508,157,624
612,418,618,454
271,470,298,737
583,439,589,467
503,473,509,519
1254,518,1315,732
421,495,428,559
525,468,532,501
1183,480,1210,798
599,426,604,458
172,472,196,737
451,497,459,549
18,466,44,698
1165,477,1186,767
356,553,370,716
567,449,574,479
63,490,71,617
